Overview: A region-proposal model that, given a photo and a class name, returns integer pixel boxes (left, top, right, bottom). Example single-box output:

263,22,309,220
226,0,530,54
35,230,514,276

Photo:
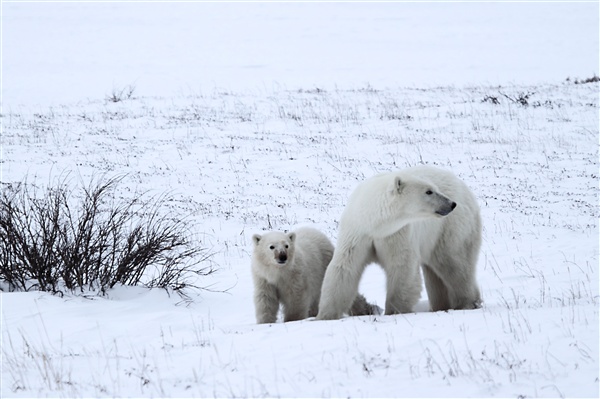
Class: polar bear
251,227,380,323
317,165,482,320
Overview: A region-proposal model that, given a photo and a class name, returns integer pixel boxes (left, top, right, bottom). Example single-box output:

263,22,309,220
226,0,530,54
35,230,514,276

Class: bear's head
252,231,296,268
390,174,457,221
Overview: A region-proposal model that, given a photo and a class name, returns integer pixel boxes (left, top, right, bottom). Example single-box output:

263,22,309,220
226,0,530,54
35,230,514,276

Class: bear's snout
436,201,457,216
276,251,288,264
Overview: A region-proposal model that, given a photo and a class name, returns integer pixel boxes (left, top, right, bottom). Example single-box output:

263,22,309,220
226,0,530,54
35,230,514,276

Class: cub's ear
288,232,296,242
252,234,262,247
394,176,403,194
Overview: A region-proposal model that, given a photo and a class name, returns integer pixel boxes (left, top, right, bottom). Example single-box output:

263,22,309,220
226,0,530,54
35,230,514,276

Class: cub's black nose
278,253,287,263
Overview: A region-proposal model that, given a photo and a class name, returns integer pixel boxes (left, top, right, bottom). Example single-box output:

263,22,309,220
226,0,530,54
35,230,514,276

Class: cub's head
252,231,296,267
391,175,457,220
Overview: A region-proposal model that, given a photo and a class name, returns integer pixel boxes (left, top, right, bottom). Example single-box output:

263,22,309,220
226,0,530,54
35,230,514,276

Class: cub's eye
426,190,433,195
269,245,275,250
285,245,289,249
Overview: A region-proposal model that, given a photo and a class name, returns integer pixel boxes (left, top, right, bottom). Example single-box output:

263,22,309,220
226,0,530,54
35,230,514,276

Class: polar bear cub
252,227,379,323
317,165,482,320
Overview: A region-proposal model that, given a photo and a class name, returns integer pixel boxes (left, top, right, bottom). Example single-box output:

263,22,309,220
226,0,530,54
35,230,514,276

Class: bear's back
292,227,334,272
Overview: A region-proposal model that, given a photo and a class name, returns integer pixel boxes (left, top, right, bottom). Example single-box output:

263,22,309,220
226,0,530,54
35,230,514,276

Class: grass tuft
106,85,136,103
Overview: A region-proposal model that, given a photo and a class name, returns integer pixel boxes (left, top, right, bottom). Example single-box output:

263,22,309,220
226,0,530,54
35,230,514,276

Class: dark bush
0,176,214,296
568,74,600,84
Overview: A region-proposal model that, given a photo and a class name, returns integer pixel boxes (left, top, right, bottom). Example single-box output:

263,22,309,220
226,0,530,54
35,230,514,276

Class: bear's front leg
282,305,309,322
317,238,372,320
278,278,309,322
254,278,280,324
374,235,422,315
383,263,422,315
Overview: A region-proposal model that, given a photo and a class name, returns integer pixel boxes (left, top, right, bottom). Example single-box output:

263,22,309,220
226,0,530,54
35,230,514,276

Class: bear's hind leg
348,293,382,316
422,264,451,311
449,272,482,310
429,256,482,310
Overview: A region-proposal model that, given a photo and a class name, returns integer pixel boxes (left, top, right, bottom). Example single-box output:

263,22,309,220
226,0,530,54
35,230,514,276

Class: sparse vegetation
499,91,535,106
482,95,500,105
106,84,136,103
566,74,600,84
0,176,214,295
1,82,597,398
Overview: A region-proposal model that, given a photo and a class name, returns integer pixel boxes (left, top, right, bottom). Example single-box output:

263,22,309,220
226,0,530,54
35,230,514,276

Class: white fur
317,165,482,320
251,227,333,323
251,227,382,323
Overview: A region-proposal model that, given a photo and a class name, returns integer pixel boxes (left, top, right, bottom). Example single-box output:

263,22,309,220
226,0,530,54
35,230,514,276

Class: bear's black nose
435,202,456,216
277,253,288,264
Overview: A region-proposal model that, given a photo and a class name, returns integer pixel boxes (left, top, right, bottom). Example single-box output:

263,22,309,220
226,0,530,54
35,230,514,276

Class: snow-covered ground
2,1,598,106
1,2,599,398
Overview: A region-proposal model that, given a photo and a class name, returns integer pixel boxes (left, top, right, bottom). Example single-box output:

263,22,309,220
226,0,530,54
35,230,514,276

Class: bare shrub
0,176,214,295
106,84,136,103
567,74,600,84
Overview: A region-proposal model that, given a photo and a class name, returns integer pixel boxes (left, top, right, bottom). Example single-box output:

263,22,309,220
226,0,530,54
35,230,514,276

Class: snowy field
1,2,599,398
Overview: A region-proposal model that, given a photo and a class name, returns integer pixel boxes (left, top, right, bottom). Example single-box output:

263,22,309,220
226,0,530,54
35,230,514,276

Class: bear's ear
394,176,403,194
288,232,296,242
252,234,262,247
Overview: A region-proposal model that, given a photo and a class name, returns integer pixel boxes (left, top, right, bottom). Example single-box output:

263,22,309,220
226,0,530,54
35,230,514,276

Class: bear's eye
426,190,433,195
269,245,275,250
285,245,289,249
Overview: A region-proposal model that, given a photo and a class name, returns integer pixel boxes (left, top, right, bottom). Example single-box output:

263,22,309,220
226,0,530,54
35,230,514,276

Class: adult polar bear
317,165,482,320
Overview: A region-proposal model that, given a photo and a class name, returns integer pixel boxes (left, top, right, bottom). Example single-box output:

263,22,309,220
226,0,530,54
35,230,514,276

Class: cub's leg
254,278,280,324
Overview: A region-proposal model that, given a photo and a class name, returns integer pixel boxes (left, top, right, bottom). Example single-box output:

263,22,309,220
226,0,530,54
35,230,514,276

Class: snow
1,2,599,398
2,1,598,106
